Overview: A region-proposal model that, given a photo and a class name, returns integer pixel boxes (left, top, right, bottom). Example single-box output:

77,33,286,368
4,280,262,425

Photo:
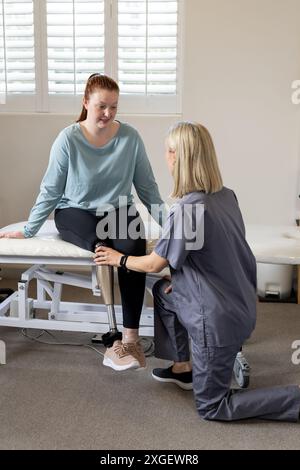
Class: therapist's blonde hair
167,121,223,198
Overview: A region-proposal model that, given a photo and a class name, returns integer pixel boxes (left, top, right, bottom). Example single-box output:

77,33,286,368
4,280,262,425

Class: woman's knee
59,228,97,252
194,386,234,422
55,208,99,251
195,399,221,421
112,235,146,256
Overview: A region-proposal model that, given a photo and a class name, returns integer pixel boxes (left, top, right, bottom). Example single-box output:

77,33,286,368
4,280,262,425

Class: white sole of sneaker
151,372,193,391
103,356,140,371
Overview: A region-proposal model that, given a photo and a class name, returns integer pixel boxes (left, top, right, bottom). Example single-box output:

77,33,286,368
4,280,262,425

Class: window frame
0,0,183,114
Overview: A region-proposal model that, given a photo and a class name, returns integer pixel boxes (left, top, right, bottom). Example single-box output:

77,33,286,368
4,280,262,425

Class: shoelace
114,342,139,359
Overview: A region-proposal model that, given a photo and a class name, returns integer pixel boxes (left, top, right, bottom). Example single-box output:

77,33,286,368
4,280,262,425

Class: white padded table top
246,225,300,264
0,220,160,259
2,221,300,265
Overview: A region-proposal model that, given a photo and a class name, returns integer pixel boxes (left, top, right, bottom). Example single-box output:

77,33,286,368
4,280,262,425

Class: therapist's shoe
152,366,193,390
103,340,146,371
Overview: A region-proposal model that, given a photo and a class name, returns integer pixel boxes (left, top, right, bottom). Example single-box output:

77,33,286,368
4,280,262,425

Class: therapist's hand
0,231,25,239
163,275,172,294
94,245,122,267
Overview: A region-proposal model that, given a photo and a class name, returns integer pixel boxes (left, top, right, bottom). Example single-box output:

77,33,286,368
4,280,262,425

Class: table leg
0,340,6,365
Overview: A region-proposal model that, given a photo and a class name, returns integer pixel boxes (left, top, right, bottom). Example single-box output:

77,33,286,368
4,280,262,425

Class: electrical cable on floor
20,329,155,358
21,329,105,357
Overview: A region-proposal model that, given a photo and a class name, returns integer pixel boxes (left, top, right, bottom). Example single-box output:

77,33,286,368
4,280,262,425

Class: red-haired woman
0,74,166,372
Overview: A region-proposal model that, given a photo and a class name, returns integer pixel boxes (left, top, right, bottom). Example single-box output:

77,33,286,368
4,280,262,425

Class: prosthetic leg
92,243,122,347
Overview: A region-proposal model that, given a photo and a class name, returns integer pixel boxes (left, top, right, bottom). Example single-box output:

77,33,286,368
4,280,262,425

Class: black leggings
54,206,146,329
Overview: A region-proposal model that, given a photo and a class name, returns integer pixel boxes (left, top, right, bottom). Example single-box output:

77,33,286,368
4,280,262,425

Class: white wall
0,114,177,227
1,0,300,227
182,0,300,224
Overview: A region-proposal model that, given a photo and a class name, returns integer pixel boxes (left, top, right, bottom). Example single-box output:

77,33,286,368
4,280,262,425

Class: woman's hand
0,231,25,239
163,275,172,294
94,245,123,267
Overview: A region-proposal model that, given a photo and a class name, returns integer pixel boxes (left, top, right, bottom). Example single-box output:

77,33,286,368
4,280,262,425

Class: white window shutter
0,0,181,113
118,0,178,95
0,0,35,95
0,0,5,103
47,0,105,94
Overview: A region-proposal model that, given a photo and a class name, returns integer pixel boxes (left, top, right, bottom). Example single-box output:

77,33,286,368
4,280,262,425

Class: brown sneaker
103,340,146,371
123,340,146,369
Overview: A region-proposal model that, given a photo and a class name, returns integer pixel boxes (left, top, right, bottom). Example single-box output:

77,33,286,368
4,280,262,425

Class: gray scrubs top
154,187,257,347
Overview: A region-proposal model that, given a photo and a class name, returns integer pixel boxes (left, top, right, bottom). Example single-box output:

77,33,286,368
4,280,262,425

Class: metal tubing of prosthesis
95,242,123,346
96,264,117,332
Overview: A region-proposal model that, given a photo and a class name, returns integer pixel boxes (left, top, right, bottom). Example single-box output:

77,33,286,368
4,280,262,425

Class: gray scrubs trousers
153,279,300,422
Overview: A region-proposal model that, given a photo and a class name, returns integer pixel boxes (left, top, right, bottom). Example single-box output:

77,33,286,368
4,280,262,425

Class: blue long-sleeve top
23,121,166,237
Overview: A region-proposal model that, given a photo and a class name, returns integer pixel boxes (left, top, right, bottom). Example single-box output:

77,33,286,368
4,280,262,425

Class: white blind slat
48,50,104,60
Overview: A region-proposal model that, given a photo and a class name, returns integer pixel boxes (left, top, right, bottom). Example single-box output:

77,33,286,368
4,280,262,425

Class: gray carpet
0,290,300,449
